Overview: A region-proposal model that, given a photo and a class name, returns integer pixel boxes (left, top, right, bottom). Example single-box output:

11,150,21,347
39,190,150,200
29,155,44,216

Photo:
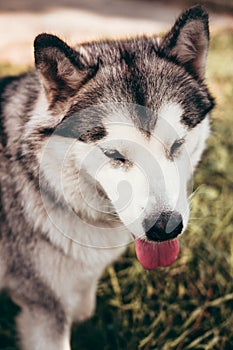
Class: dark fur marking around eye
39,127,56,136
181,94,215,128
79,126,107,143
52,111,107,142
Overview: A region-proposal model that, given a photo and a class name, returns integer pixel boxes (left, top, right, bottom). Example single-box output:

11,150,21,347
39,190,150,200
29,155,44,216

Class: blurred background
0,1,233,349
0,0,232,65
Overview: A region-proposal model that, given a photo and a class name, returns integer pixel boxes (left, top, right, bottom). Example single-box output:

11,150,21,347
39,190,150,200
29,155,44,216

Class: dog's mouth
132,236,180,270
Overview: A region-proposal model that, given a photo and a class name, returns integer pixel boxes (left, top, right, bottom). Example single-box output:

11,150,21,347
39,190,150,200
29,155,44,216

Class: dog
0,5,215,350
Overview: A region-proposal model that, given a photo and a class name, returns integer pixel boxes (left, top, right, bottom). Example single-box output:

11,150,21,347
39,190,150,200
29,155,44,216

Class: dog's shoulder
0,71,40,109
0,75,19,147
0,71,41,148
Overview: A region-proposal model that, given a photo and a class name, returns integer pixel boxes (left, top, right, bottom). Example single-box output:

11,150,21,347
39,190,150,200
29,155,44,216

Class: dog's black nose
144,211,183,242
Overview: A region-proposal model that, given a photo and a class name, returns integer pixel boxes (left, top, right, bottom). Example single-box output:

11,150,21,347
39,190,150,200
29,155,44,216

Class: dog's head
34,6,214,268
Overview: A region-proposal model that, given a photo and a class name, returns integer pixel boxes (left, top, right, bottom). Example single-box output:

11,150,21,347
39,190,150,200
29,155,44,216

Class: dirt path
0,0,232,65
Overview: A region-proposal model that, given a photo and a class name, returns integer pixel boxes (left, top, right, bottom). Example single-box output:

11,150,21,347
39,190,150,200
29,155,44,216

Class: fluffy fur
0,6,214,350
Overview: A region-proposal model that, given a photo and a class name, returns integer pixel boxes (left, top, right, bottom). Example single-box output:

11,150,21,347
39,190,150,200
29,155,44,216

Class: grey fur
0,6,214,350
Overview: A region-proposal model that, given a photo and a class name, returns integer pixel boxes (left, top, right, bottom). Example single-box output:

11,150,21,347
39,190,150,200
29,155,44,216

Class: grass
0,29,233,349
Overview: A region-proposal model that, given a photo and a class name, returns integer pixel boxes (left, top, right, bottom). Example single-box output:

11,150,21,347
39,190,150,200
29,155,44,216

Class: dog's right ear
34,34,98,105
160,5,210,80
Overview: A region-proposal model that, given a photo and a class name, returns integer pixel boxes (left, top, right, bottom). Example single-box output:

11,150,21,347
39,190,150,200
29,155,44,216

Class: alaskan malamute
0,5,214,350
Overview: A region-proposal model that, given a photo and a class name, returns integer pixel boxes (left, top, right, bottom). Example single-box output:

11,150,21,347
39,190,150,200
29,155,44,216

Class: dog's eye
170,138,185,158
103,149,126,163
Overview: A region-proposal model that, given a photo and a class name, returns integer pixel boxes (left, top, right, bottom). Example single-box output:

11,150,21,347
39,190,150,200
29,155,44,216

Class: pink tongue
135,238,180,270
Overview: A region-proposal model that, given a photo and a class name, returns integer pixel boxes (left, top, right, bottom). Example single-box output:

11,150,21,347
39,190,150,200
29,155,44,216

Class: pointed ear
34,34,98,104
160,6,210,80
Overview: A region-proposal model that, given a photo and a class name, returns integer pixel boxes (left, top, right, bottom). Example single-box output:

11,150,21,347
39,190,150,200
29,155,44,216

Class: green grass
1,29,233,349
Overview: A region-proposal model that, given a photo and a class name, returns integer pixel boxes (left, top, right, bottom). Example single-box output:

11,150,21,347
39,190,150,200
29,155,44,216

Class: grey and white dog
0,6,214,350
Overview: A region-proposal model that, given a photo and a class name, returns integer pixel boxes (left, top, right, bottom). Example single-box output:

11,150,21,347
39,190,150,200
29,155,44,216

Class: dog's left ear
34,34,98,106
160,5,209,80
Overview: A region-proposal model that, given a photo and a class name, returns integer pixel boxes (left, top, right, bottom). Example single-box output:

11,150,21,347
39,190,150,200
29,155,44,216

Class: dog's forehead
153,102,187,141
83,54,207,134
81,36,159,66
60,37,213,142
103,101,186,144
